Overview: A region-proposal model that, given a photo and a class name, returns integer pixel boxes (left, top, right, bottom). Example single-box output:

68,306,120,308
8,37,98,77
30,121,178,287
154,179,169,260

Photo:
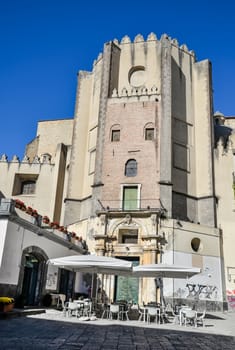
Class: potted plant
26,206,33,215
50,222,60,229
14,199,26,211
0,297,15,312
42,215,50,224
31,209,38,218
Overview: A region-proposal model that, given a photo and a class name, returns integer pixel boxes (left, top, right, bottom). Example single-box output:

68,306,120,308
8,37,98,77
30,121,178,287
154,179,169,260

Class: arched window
125,159,137,177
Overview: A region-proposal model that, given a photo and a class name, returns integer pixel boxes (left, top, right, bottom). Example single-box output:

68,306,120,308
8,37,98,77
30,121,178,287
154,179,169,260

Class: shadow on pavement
0,316,234,349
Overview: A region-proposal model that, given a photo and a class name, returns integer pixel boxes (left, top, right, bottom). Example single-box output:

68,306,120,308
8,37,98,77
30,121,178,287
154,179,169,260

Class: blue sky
0,0,235,159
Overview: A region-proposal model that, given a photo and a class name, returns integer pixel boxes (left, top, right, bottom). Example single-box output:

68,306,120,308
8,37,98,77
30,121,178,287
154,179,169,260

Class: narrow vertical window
111,130,120,142
145,128,154,140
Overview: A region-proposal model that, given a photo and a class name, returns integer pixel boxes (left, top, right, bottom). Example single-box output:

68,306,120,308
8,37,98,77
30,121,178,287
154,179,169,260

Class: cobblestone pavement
0,310,235,350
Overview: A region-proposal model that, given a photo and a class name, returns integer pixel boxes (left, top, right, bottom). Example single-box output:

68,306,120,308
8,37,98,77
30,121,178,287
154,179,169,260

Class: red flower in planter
42,216,50,224
32,209,38,217
50,222,60,229
26,206,33,214
15,199,26,211
15,199,24,207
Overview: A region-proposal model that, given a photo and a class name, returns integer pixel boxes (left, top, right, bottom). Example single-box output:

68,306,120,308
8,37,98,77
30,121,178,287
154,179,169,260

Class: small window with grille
145,128,154,140
12,174,38,196
111,130,120,142
21,181,36,195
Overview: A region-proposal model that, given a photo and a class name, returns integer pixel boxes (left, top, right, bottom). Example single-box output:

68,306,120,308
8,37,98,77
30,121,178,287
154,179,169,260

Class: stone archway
17,246,48,306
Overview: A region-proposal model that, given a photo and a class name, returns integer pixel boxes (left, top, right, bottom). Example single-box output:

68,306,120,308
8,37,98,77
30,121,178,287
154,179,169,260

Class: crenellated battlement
92,33,196,69
110,85,160,102
0,153,53,165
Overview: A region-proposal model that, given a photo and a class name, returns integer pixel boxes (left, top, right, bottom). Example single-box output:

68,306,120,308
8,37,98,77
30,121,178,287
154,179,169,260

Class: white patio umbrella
48,254,133,275
48,255,133,302
132,263,201,306
132,264,201,278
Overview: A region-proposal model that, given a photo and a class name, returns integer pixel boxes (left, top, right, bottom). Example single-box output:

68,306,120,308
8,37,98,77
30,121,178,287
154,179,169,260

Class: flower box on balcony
15,199,26,211
50,222,60,229
31,209,38,217
42,216,50,224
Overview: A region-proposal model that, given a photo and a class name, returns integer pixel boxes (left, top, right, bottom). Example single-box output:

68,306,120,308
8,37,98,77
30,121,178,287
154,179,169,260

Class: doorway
59,269,75,300
21,254,40,305
115,257,139,303
19,247,48,306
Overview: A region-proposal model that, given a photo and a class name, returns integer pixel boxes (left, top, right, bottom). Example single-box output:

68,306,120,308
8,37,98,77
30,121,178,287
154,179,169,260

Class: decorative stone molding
151,214,157,227
41,153,51,164
32,155,40,164
100,214,106,226
123,214,132,225
111,85,160,100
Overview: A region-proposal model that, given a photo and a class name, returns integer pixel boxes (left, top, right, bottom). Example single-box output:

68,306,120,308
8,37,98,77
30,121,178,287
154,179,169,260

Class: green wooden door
115,260,139,303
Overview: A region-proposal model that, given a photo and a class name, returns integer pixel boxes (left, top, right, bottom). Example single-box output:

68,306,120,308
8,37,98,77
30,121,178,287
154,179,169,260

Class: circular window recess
129,66,146,87
191,237,202,252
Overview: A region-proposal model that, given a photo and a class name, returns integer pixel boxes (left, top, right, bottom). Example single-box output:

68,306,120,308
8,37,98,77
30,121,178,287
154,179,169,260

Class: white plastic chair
138,305,146,321
59,294,66,309
165,303,179,324
183,309,197,327
83,301,92,317
146,307,160,324
179,306,192,325
196,310,206,327
119,303,131,321
109,304,120,320
66,302,80,317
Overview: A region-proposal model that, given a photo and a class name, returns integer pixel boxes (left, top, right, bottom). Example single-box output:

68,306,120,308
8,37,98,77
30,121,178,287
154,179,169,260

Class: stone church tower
64,33,223,307
65,32,215,224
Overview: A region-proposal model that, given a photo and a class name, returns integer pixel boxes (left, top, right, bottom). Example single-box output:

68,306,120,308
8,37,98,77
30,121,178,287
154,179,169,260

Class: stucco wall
0,219,81,286
214,138,235,294
26,119,73,161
